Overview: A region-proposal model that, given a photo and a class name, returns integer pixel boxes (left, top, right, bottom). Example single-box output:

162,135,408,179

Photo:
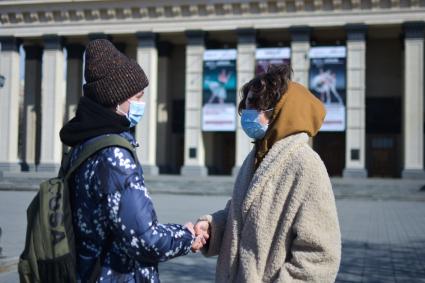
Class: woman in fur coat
195,64,341,283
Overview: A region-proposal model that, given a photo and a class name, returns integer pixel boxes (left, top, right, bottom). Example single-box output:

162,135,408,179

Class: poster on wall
202,49,237,132
255,47,291,75
309,46,346,132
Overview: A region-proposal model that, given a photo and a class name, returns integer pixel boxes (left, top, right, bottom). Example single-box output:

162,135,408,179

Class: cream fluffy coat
200,133,341,283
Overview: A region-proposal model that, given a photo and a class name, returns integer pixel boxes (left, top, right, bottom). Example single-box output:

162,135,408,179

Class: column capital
289,26,311,42
403,21,425,39
185,30,206,46
345,24,368,41
42,35,63,50
88,33,110,41
0,36,21,52
236,28,256,44
136,32,157,48
65,43,85,59
23,45,42,60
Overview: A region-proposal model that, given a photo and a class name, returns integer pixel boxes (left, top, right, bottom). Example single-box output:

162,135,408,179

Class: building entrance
204,132,235,175
313,132,345,176
366,97,402,178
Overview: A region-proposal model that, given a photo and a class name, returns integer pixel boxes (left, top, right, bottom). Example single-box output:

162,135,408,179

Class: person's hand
184,222,206,252
184,222,195,235
194,220,210,241
191,235,206,253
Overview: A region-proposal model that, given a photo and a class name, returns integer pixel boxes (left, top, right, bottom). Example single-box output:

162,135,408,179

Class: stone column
343,24,368,178
402,22,425,179
180,30,208,176
0,37,21,172
38,35,66,172
232,29,256,176
290,26,311,85
290,26,314,146
65,44,84,122
136,32,159,175
22,45,42,171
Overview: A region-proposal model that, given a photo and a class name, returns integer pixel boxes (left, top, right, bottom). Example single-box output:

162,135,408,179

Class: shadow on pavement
337,240,425,283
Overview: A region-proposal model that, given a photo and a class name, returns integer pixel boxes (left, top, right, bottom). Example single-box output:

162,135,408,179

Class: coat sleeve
198,199,231,257
97,146,195,263
276,162,341,283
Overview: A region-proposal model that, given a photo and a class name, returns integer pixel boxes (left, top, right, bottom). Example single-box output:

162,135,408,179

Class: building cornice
1,1,424,37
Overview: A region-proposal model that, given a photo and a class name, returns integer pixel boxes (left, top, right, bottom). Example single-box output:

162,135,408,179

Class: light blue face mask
241,109,272,140
117,100,146,128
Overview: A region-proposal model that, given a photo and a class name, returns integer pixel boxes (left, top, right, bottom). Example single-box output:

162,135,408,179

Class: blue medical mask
117,100,146,128
241,109,272,140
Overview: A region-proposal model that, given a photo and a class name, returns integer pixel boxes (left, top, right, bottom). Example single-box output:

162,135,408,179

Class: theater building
0,0,424,178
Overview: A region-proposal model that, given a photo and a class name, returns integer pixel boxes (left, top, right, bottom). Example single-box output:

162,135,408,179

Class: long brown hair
238,64,293,114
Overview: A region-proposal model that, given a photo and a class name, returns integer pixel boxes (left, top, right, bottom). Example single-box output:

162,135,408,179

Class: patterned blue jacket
69,131,194,283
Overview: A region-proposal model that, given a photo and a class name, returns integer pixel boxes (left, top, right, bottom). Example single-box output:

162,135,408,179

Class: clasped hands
184,220,210,253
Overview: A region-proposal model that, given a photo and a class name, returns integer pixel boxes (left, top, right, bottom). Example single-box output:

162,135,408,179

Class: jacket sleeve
276,165,341,283
97,146,194,263
198,199,231,257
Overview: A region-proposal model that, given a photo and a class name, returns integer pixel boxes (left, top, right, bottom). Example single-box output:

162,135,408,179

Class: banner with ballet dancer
309,46,346,132
255,47,291,75
202,49,237,131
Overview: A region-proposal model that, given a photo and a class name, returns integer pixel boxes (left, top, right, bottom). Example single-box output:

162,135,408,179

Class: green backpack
18,135,138,283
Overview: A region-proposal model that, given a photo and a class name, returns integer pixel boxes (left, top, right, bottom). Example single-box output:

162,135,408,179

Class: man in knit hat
60,39,205,283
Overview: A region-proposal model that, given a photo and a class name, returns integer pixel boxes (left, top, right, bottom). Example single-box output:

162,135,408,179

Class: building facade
0,0,424,178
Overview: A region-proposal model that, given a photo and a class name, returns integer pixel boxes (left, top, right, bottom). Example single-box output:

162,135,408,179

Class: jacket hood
60,96,130,147
255,81,326,167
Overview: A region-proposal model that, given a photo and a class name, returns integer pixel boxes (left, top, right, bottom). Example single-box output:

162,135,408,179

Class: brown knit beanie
83,39,149,107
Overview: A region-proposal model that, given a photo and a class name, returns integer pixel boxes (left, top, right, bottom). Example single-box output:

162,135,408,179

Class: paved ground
1,173,425,201
336,200,425,283
1,182,425,282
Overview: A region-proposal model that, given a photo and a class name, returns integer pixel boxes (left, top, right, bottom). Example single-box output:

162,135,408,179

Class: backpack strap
58,150,72,178
64,134,138,181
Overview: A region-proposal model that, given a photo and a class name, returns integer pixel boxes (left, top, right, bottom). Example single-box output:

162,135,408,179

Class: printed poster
202,49,237,132
255,47,291,75
309,46,346,132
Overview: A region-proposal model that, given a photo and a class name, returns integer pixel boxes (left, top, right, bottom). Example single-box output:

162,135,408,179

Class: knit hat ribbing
83,39,149,107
